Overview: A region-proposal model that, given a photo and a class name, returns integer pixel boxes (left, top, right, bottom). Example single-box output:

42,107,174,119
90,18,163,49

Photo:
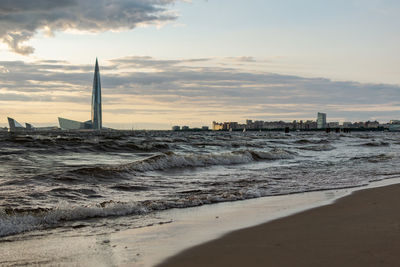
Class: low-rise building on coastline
211,113,389,131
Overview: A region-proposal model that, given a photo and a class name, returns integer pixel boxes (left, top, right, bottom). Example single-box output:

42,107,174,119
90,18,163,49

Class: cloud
109,56,211,70
1,56,400,128
226,56,257,63
0,0,178,55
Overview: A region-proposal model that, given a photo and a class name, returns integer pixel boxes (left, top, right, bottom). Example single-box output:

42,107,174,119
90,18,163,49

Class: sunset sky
1,0,400,129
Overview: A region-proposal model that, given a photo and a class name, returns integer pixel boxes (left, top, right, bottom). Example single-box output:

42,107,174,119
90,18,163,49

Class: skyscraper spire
91,58,102,130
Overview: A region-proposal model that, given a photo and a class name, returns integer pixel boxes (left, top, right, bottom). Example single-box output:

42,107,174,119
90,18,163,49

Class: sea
1,130,399,238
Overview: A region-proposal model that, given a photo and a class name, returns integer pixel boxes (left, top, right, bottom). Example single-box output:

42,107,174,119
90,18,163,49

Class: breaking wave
0,202,147,238
0,186,264,238
72,149,296,176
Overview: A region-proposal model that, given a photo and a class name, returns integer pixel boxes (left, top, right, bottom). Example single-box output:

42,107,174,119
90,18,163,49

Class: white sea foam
0,183,273,238
0,202,149,238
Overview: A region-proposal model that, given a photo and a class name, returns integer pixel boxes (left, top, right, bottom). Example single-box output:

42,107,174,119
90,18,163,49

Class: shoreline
159,181,400,267
1,178,399,266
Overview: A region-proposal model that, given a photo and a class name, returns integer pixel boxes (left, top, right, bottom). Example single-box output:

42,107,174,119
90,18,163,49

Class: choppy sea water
0,130,399,238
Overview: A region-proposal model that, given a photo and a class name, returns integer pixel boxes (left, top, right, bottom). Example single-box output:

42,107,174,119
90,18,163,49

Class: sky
1,0,400,129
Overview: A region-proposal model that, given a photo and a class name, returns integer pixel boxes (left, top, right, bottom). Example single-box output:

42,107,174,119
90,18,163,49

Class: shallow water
1,130,399,237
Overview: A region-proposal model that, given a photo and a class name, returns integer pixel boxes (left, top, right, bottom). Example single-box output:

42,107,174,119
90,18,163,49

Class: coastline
1,178,399,266
159,181,400,267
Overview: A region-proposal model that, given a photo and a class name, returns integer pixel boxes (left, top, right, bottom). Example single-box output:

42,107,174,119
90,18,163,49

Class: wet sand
159,184,400,267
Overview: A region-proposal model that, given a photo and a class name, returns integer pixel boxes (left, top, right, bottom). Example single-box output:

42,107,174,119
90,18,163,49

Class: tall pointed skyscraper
91,58,102,130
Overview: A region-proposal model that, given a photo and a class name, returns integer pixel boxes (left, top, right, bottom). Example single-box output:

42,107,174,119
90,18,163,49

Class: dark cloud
0,0,75,13
0,0,178,55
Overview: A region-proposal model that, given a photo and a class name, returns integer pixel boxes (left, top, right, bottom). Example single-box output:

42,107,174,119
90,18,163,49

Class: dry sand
158,184,400,267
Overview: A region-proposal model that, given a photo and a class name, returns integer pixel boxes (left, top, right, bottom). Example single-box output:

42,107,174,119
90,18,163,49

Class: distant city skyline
208,114,400,131
1,1,400,129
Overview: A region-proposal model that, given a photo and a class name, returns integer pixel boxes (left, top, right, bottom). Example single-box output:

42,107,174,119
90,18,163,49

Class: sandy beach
159,183,400,267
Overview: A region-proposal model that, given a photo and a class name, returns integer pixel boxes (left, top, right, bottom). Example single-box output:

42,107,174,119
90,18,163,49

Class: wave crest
72,149,296,176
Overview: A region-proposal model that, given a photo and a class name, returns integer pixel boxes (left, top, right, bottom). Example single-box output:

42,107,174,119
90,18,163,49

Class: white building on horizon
317,112,327,129
59,58,103,130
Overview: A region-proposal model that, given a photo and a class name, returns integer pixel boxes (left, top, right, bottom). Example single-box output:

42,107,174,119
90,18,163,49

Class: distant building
8,118,59,132
172,126,180,131
211,117,386,131
58,118,92,130
257,121,265,129
353,121,365,128
304,120,317,130
7,117,25,132
91,58,102,130
201,126,209,130
317,112,327,129
212,121,243,130
59,58,103,130
226,122,238,130
328,122,339,128
182,126,190,130
365,121,379,128
25,123,34,131
212,121,224,131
